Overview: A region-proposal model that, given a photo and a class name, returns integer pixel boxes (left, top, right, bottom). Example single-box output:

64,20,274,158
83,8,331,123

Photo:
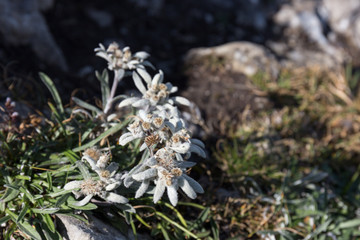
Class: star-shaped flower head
123,148,204,206
119,70,191,110
63,148,128,206
95,42,150,71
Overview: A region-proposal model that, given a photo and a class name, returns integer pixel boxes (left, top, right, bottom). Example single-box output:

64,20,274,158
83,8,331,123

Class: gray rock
184,42,275,133
0,0,68,71
323,0,360,62
186,42,279,79
56,214,149,240
273,0,347,67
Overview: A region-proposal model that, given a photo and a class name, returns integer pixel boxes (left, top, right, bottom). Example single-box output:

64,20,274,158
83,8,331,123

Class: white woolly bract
132,168,157,181
102,192,128,204
64,180,82,190
135,180,150,198
153,180,166,203
167,184,179,206
183,174,204,194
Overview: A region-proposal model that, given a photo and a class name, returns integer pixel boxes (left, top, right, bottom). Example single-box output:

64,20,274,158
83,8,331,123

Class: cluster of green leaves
0,73,218,239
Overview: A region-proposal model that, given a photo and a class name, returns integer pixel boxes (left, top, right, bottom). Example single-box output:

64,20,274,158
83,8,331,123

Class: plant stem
104,70,123,115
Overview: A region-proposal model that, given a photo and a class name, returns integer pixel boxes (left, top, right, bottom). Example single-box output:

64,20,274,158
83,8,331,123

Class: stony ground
2,0,360,239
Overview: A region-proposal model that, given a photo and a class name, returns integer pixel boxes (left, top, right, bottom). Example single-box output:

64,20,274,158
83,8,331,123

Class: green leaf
338,219,360,229
39,72,64,115
155,211,199,239
55,193,71,207
47,189,75,198
59,213,89,224
47,171,53,191
67,196,97,210
14,175,32,181
210,218,220,240
62,149,80,164
41,224,62,240
32,208,60,214
6,209,42,240
0,215,11,225
160,201,187,228
17,204,29,223
42,214,56,233
19,186,36,204
158,223,170,240
304,219,332,240
37,156,70,167
0,187,20,203
73,120,130,152
76,161,91,179
96,69,110,109
72,97,102,115
67,202,97,210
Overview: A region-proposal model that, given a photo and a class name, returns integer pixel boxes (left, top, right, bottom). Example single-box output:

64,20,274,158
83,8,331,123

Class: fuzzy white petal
178,177,197,199
153,180,166,203
145,156,157,166
136,68,152,84
183,175,204,194
133,71,147,95
152,70,163,86
124,176,135,188
64,180,82,190
119,97,140,108
172,96,191,106
72,194,93,206
132,168,157,181
135,180,150,198
132,99,150,108
139,142,148,151
167,184,178,206
105,182,120,191
134,51,150,60
170,142,191,154
119,134,136,146
102,192,128,204
82,156,100,172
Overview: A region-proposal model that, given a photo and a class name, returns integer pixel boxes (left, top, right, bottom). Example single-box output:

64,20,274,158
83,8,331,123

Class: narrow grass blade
72,97,102,115
73,119,130,152
6,209,42,240
155,211,199,239
39,72,64,115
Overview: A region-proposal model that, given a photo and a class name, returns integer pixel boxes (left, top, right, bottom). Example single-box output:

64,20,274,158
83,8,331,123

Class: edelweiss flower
64,177,128,206
63,149,127,206
95,42,150,71
119,109,169,148
123,148,204,206
118,70,191,109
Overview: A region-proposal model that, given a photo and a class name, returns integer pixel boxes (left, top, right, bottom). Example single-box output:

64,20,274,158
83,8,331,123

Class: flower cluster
65,42,206,207
117,51,206,206
95,42,150,71
64,147,127,206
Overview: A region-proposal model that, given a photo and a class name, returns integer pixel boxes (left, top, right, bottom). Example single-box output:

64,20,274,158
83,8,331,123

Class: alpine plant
117,57,206,207
65,42,206,207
